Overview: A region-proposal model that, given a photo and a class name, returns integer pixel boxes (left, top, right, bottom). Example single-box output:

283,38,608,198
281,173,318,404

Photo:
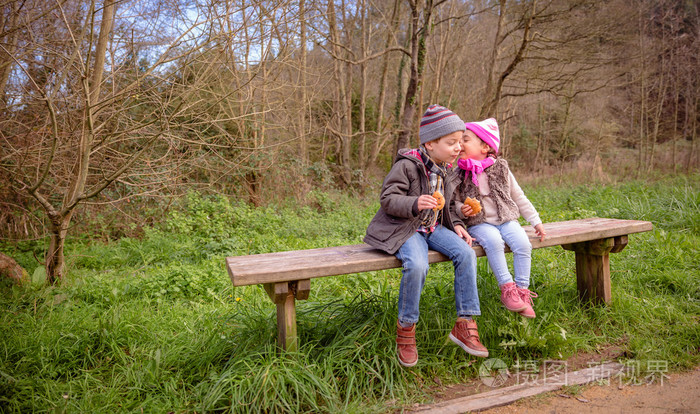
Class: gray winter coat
364,149,463,254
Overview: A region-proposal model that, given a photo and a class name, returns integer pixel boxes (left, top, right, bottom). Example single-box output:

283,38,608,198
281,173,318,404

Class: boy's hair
419,105,466,144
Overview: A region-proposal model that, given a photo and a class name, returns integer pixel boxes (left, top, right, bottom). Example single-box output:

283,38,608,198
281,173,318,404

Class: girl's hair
480,139,499,158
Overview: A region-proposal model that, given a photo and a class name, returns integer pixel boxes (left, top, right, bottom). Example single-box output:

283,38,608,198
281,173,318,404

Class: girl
452,118,546,318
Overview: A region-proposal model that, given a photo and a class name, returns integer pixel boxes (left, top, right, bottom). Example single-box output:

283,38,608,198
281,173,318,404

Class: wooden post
561,237,626,305
277,289,298,351
263,279,311,351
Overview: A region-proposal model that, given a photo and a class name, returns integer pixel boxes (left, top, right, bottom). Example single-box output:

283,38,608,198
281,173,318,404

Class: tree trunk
368,0,401,169
481,0,506,119
637,6,647,176
0,1,21,104
480,0,535,119
358,0,368,176
647,28,668,173
672,61,680,173
535,102,544,169
45,212,73,284
327,0,352,185
429,3,453,105
342,0,354,185
245,170,261,207
395,1,434,155
298,0,308,165
687,94,698,173
393,49,408,152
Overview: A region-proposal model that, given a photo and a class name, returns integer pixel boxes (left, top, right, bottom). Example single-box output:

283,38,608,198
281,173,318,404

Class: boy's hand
417,194,438,211
454,225,473,246
461,204,474,217
534,223,547,242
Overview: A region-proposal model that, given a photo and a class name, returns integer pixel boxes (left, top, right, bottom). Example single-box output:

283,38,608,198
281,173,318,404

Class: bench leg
574,249,611,305
277,290,298,351
263,280,311,352
562,237,626,305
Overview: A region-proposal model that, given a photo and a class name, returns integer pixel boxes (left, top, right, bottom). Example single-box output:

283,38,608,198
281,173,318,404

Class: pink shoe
500,282,527,312
517,286,538,319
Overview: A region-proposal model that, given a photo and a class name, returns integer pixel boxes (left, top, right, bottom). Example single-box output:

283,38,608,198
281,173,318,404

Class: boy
364,105,488,367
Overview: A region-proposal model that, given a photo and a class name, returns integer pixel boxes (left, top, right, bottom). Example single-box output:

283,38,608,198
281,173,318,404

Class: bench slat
226,218,652,287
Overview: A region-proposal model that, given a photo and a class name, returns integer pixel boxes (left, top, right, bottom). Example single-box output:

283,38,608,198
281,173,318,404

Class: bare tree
0,0,252,283
394,0,450,153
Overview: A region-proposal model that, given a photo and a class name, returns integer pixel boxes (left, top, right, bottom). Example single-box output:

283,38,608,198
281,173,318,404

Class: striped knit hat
419,104,466,144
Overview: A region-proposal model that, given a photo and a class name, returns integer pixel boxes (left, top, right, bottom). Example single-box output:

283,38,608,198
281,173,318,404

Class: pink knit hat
464,118,500,153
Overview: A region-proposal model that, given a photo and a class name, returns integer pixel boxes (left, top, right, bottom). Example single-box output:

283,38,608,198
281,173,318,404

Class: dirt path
480,366,700,414
409,345,700,414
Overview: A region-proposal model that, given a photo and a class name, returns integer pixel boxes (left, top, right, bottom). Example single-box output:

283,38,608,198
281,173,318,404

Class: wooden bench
226,217,652,351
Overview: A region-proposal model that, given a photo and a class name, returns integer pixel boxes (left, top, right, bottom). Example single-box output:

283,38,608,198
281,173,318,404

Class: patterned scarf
458,157,496,187
418,146,449,232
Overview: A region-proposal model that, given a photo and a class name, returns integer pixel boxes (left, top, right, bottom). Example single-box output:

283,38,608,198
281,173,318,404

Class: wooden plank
294,279,311,300
562,238,614,256
263,280,311,302
610,235,629,253
226,218,653,287
227,247,442,286
412,362,624,414
263,282,289,304
525,218,651,248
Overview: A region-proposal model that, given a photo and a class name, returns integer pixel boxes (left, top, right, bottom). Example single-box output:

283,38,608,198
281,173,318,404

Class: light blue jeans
395,225,480,325
469,221,532,288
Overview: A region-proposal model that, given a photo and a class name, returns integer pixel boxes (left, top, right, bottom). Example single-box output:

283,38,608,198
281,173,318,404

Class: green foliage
524,175,700,234
135,262,228,302
0,176,698,412
164,192,242,240
495,314,568,356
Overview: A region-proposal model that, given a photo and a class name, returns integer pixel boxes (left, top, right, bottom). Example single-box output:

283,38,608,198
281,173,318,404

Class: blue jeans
395,225,480,325
469,221,532,288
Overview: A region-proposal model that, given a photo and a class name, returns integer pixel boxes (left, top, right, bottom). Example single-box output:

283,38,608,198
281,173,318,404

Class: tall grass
1,175,699,412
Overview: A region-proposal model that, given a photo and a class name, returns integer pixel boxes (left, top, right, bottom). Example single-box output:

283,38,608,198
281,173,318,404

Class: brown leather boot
396,321,418,367
449,318,489,358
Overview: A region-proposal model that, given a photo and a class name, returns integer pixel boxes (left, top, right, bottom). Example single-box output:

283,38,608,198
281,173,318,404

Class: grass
1,175,699,413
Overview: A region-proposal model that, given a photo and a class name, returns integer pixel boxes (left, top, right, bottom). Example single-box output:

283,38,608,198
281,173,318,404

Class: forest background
0,0,698,283
1,1,699,412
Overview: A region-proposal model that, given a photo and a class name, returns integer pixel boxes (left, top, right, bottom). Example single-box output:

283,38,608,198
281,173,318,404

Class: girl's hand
454,225,473,246
417,194,438,211
534,223,547,242
461,204,474,217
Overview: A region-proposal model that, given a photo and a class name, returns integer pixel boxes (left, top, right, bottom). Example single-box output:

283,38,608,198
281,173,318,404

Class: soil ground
479,366,700,414
411,344,700,413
